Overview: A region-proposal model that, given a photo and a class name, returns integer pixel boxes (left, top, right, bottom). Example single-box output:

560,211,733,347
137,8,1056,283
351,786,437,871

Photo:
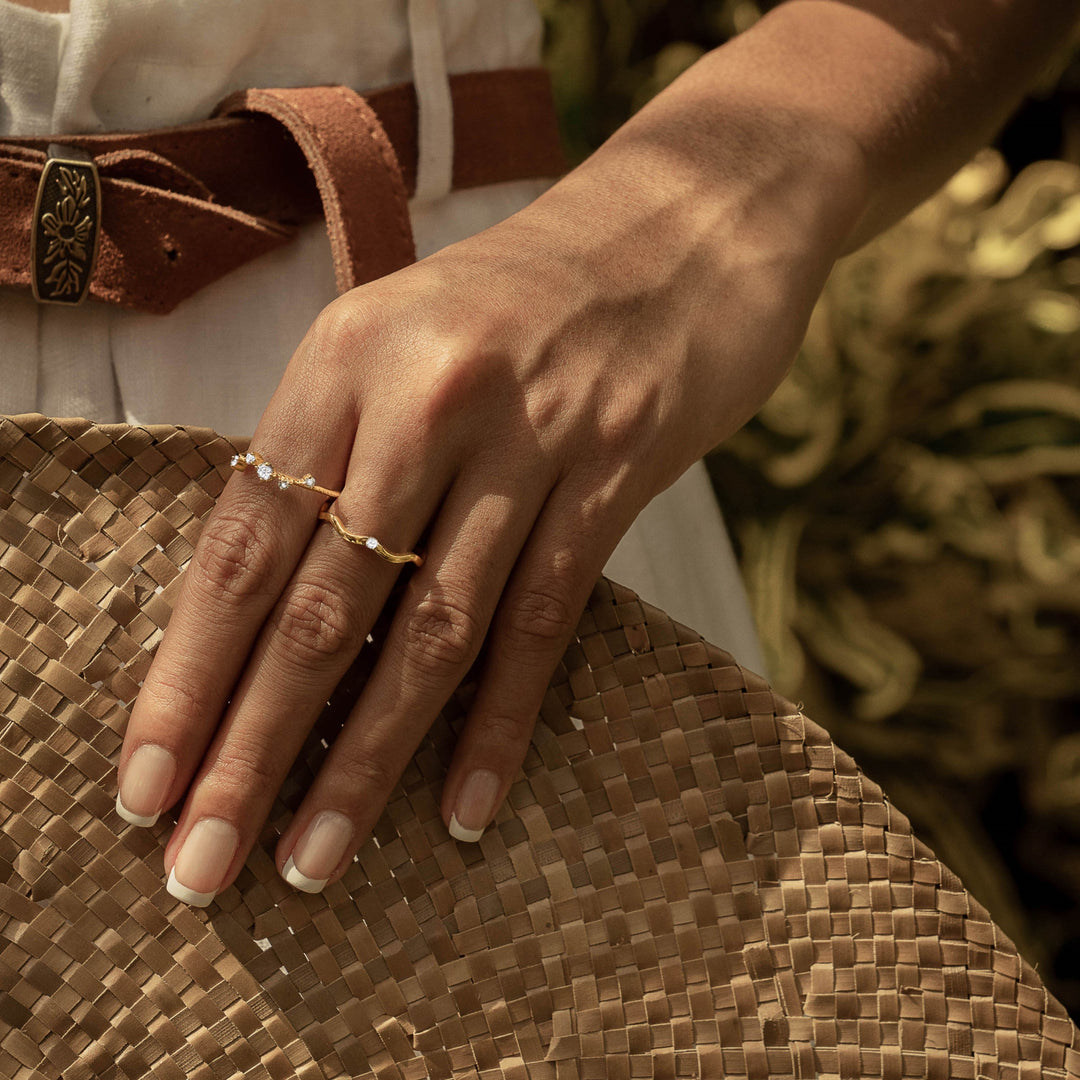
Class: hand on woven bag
114,0,1076,904
110,80,861,904
109,4,941,902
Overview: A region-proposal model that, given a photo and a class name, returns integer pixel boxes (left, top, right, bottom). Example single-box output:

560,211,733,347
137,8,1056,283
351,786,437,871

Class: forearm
576,0,1080,256
740,0,1080,247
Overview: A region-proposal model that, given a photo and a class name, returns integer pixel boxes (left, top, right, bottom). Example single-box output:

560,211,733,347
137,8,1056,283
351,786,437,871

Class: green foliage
537,0,761,161
711,153,1080,986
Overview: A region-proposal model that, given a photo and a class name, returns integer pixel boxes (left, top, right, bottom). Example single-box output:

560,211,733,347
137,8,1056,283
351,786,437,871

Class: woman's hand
114,66,864,904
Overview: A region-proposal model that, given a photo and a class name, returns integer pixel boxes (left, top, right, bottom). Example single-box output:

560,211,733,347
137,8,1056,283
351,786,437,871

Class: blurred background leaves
538,0,1080,1015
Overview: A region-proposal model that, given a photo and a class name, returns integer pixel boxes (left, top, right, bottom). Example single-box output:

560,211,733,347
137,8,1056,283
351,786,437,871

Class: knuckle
300,297,391,399
275,580,363,664
308,296,370,364
596,414,636,459
419,342,503,431
193,511,276,604
401,590,482,678
524,387,564,437
596,388,661,458
205,736,282,797
332,751,400,799
418,352,470,431
476,712,536,749
577,487,618,538
140,666,209,723
507,580,577,648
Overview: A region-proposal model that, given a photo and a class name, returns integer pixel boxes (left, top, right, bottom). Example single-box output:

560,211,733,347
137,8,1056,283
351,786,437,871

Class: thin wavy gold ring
318,503,423,566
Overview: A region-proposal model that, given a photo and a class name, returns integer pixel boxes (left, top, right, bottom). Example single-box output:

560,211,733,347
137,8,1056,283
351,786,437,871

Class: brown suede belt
0,68,565,314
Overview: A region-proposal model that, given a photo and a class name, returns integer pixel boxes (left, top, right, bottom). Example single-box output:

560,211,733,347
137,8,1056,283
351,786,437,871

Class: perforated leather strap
0,68,565,314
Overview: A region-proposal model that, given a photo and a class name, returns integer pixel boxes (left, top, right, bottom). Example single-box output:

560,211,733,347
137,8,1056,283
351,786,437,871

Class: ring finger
272,455,556,892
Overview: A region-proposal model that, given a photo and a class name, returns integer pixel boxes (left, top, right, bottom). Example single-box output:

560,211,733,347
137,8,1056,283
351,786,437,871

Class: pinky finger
441,478,636,841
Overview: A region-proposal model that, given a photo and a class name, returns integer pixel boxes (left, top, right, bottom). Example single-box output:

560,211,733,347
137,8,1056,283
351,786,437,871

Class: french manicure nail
116,743,177,827
282,810,353,893
166,818,239,907
449,769,501,843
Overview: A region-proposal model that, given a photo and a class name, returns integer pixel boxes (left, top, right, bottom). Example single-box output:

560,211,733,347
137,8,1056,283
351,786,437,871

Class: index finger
114,399,352,828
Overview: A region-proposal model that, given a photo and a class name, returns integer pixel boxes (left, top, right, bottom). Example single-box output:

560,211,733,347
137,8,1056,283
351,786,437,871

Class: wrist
599,38,871,262
518,58,869,343
524,43,870,305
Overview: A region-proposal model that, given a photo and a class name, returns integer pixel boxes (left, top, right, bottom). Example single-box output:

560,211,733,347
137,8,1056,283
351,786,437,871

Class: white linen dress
0,0,767,672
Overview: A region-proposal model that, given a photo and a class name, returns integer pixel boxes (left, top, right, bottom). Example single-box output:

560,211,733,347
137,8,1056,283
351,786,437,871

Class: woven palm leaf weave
0,413,1077,1080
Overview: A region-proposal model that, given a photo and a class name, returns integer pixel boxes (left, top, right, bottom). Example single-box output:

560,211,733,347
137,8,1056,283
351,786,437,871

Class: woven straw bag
1,412,1078,1080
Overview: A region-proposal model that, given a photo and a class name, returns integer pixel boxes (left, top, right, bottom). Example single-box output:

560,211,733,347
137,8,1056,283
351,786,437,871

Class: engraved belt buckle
31,144,101,306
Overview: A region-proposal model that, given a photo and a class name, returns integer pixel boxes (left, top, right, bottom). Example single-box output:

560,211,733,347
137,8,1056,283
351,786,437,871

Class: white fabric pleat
37,298,119,420
407,0,455,203
0,290,40,415
605,464,768,676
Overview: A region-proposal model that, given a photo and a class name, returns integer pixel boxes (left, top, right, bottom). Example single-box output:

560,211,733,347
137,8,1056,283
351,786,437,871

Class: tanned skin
85,0,1080,899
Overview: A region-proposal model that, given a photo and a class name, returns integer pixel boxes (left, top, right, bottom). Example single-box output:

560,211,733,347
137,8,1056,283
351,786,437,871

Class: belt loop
215,86,417,293
406,0,454,204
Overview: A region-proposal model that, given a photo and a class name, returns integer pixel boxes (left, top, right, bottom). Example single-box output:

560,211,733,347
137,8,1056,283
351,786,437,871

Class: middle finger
272,454,555,892
160,428,450,906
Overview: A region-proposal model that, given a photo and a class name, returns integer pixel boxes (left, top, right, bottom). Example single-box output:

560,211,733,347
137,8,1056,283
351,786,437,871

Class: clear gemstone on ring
230,454,240,467
278,480,290,489
244,453,256,465
365,537,379,550
304,476,316,488
256,463,273,481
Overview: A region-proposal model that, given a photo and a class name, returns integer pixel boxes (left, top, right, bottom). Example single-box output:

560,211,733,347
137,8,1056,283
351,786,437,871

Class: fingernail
282,810,353,893
166,818,239,907
449,769,500,843
116,744,176,827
